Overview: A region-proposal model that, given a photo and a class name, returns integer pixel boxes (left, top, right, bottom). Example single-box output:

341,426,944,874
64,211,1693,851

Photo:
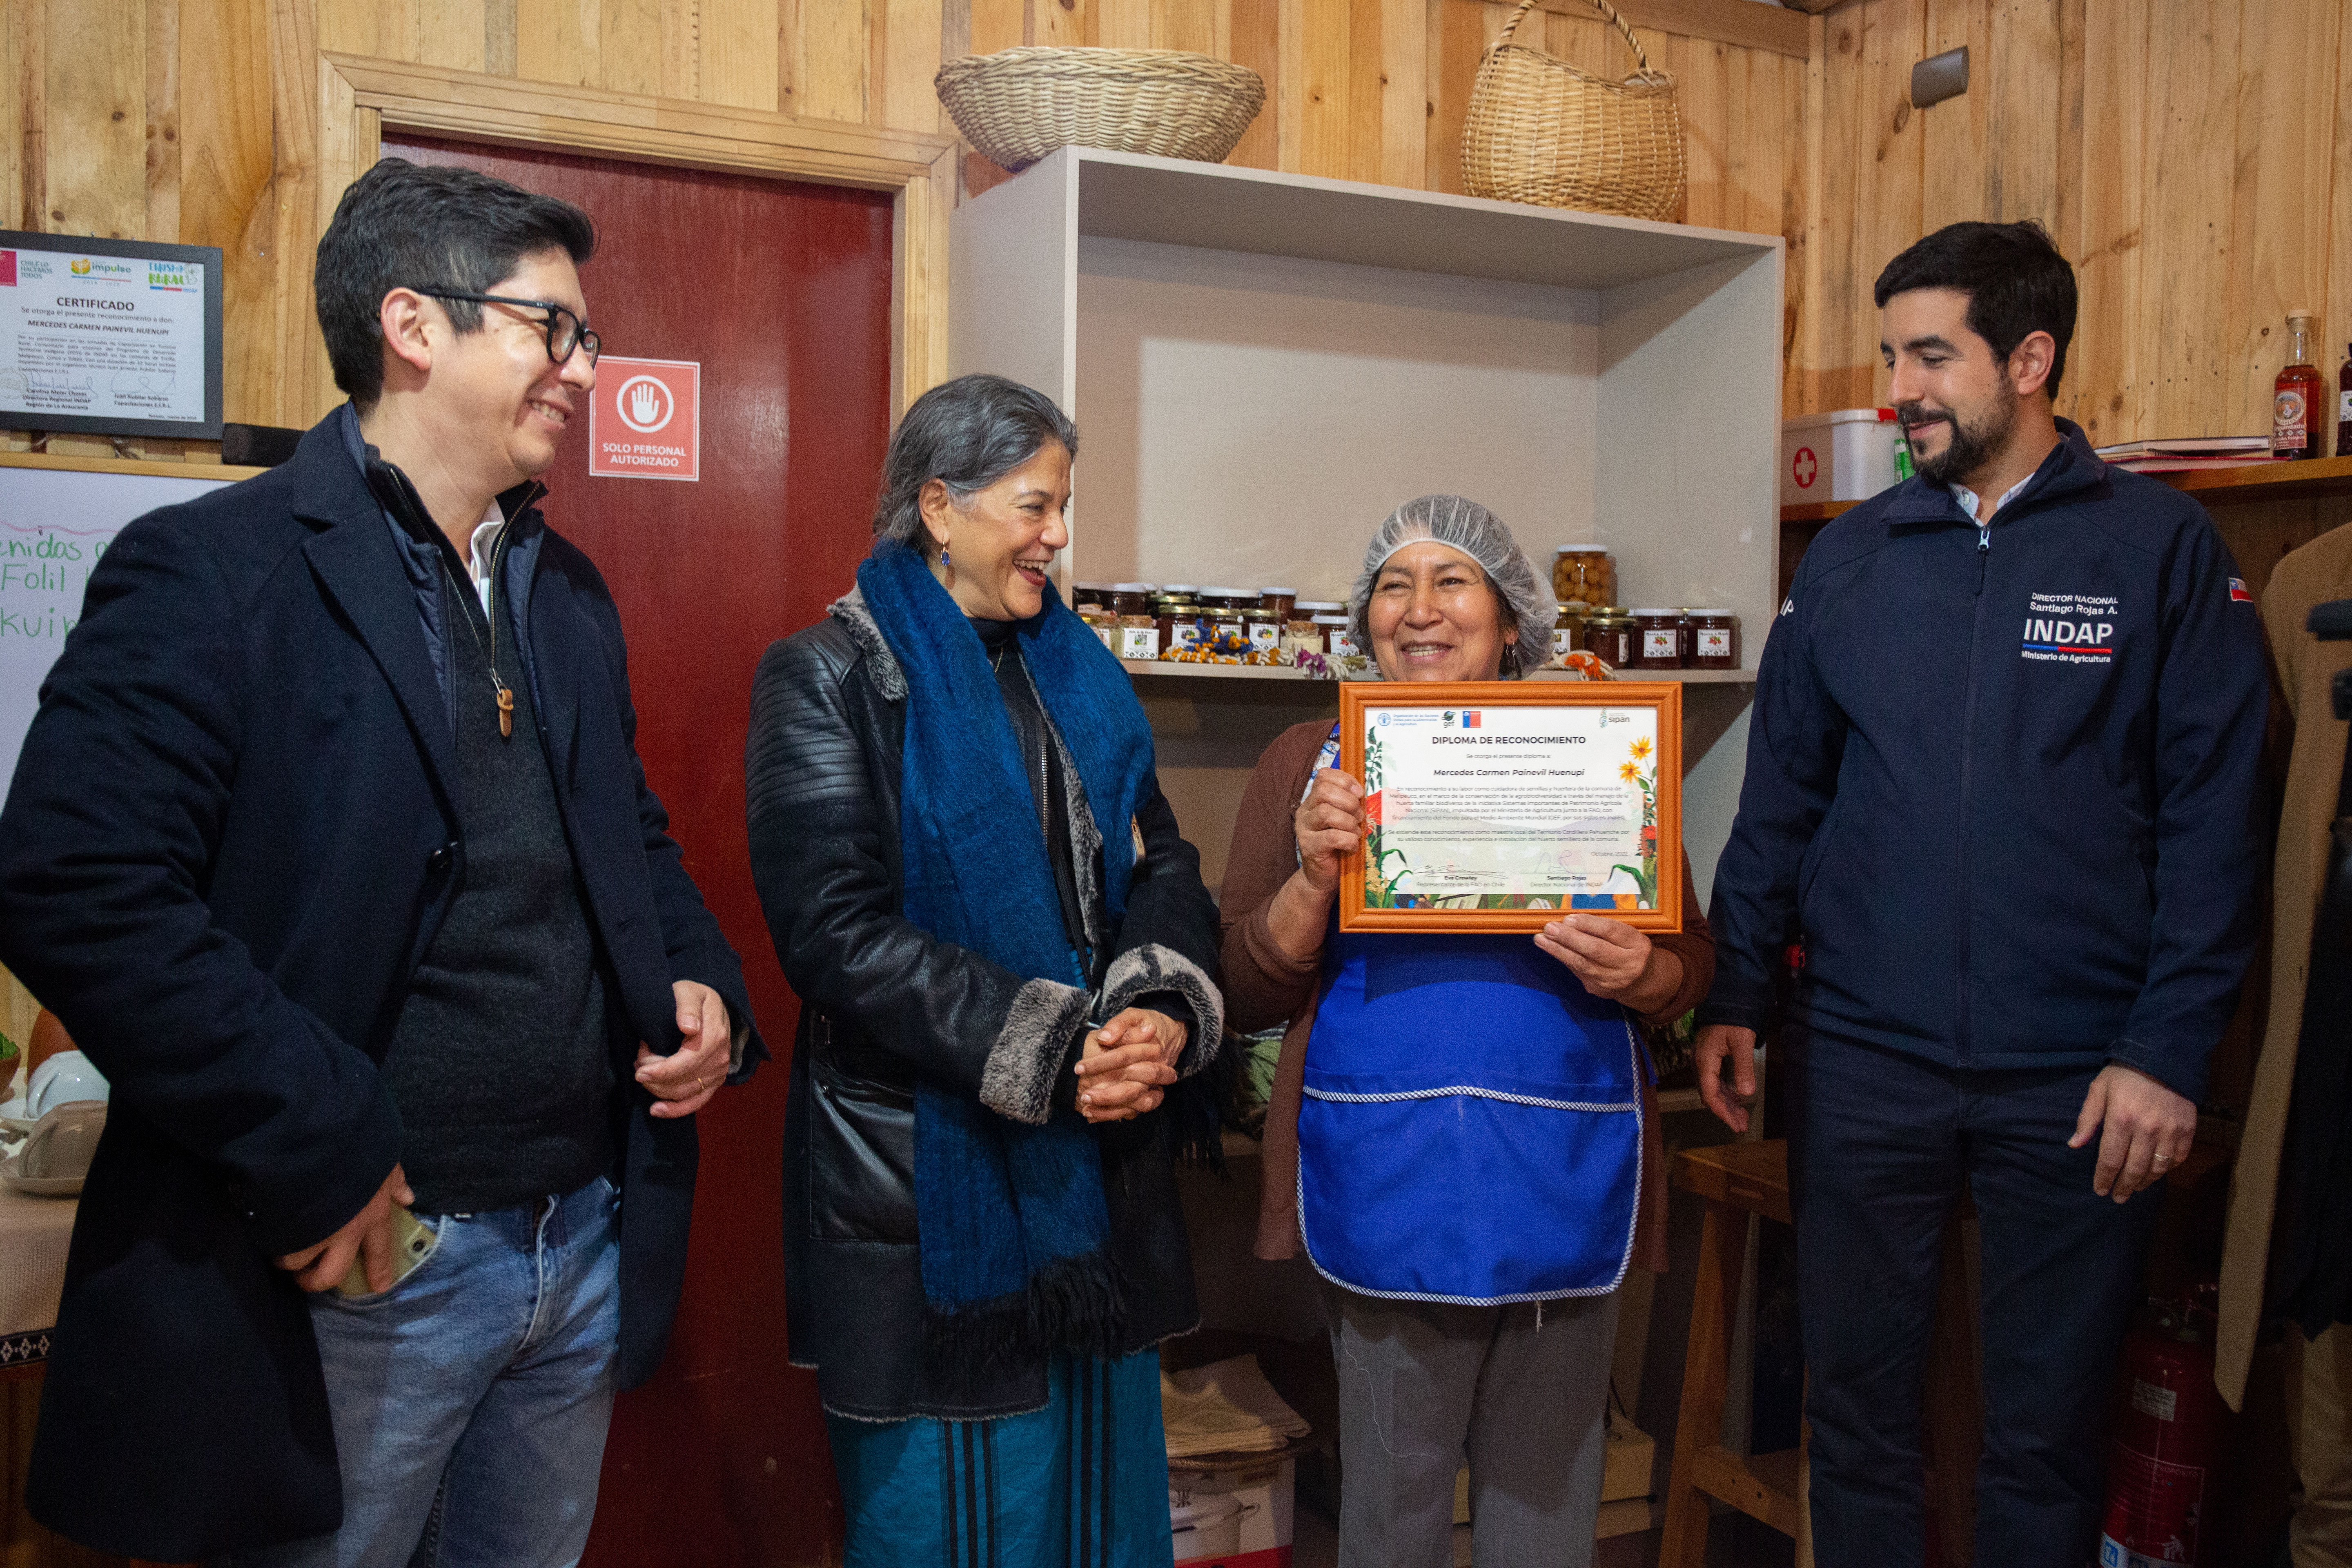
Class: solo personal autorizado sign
588,356,700,482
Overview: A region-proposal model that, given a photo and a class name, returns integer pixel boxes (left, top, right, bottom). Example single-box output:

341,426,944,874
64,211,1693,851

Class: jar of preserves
1282,618,1325,657
1244,604,1284,653
1690,609,1740,669
1155,595,1205,655
1259,587,1298,624
1632,609,1686,670
1199,588,1257,616
1110,583,1158,660
1552,546,1617,613
1315,614,1359,658
1204,607,1251,655
1550,604,1582,662
1582,612,1635,668
1071,582,1111,612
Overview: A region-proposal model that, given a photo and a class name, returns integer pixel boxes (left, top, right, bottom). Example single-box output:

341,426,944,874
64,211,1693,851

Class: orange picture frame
1336,681,1683,934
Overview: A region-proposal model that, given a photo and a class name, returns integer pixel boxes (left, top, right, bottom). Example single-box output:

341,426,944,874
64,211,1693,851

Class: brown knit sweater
1220,717,1715,1276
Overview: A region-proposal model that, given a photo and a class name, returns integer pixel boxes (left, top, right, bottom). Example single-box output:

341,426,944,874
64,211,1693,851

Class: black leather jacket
745,591,1224,1420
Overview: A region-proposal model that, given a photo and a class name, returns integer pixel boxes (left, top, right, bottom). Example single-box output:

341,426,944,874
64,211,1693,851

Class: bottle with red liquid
2337,340,2351,459
2274,311,2321,460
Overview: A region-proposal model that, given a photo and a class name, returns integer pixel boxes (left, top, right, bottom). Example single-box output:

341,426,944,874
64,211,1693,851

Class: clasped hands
1074,1007,1186,1124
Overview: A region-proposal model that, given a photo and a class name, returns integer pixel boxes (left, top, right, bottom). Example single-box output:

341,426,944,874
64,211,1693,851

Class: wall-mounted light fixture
1911,46,1969,109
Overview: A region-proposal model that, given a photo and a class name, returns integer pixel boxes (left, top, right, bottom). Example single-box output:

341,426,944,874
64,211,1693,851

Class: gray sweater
377,570,614,1214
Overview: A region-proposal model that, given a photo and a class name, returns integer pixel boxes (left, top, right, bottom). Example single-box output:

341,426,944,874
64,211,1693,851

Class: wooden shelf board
2158,453,2352,501
1778,454,2352,526
0,450,266,482
1122,660,1756,687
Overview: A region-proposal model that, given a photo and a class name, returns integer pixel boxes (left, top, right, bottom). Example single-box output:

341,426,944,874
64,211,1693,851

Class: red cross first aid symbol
1792,446,1819,489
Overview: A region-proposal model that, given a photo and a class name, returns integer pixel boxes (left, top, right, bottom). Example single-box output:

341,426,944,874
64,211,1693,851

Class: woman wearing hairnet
1218,496,1713,1565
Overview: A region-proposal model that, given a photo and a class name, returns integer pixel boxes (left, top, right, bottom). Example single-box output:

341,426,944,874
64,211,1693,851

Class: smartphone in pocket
334,1205,439,1298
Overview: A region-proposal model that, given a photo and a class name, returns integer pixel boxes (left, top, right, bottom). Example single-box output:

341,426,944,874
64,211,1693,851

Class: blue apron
1295,726,1644,1305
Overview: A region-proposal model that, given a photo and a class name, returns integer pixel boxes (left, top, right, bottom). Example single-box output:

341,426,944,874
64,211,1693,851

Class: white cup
28,1050,109,1118
19,1100,105,1181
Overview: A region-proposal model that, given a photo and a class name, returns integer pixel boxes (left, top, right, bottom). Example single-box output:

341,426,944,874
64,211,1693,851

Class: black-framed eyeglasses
407,287,601,366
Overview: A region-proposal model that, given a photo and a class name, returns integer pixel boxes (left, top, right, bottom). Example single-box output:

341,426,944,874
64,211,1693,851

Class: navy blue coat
0,412,760,1559
1699,421,2267,1101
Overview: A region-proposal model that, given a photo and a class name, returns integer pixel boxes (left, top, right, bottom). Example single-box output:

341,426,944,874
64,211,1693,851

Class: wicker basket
935,47,1266,173
1460,0,1686,222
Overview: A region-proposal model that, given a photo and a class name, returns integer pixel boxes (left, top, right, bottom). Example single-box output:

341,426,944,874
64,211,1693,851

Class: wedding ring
2151,1152,2171,1166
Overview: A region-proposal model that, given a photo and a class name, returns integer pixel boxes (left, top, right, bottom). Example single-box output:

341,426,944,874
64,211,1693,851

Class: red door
385,135,890,1565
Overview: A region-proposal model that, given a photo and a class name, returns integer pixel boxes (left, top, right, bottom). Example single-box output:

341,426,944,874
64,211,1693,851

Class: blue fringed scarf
856,543,1157,1370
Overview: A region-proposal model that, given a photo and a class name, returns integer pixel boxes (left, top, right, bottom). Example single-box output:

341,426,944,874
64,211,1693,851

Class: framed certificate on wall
0,232,225,440
1336,681,1683,934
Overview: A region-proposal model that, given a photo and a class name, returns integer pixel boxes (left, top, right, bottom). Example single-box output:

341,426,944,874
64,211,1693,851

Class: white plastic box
1782,408,1902,507
1171,1456,1294,1568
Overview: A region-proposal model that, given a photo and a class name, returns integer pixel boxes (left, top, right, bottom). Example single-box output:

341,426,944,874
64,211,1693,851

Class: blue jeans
237,1175,622,1568
1785,1028,2162,1568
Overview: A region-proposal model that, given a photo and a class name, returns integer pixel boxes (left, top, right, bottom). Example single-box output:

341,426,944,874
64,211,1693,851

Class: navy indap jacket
1700,421,2268,1102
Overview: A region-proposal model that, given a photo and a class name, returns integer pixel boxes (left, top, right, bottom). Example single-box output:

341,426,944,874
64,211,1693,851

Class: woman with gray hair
744,373,1225,1566
1219,496,1714,1566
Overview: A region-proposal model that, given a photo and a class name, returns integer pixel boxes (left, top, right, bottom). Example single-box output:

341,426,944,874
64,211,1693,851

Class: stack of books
2094,436,2278,473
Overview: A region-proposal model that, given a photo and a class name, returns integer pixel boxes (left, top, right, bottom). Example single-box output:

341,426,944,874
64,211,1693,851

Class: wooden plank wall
5,0,2348,476
1805,0,2352,452
0,0,1811,452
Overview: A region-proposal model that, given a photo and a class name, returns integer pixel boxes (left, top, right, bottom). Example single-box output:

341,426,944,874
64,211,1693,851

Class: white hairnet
1348,494,1556,675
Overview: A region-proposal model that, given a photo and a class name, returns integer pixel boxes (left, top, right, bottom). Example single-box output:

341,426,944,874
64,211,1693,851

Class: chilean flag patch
2229,577,2252,603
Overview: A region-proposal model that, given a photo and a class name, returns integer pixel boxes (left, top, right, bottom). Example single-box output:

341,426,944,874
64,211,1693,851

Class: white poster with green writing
0,463,234,795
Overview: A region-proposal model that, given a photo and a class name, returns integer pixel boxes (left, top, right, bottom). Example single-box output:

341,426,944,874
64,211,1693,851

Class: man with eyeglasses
0,157,763,1565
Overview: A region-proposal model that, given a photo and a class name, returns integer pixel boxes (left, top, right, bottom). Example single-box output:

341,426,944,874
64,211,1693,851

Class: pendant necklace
441,532,515,739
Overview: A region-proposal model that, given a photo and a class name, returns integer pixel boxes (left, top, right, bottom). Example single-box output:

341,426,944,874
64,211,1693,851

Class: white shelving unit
949,147,1782,895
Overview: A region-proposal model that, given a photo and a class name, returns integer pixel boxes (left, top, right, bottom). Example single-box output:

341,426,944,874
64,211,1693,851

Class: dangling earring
941,545,951,567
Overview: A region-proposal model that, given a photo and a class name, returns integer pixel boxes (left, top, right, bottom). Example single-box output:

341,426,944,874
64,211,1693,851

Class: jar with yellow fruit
1552,545,1616,617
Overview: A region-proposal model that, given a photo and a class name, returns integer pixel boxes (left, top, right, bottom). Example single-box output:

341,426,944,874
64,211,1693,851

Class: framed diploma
0,232,225,440
1337,681,1682,934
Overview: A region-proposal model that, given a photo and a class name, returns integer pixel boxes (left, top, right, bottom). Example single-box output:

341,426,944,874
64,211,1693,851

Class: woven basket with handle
1460,0,1686,221
935,47,1266,173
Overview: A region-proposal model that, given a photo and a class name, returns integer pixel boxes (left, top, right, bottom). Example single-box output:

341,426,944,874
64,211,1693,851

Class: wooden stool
1659,1139,1809,1568
1659,1140,1986,1568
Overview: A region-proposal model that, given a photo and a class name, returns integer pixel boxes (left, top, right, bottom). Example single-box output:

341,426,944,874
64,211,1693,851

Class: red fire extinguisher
2098,1287,2230,1568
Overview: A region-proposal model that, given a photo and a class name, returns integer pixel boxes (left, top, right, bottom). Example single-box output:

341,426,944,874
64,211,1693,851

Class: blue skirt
827,1350,1173,1568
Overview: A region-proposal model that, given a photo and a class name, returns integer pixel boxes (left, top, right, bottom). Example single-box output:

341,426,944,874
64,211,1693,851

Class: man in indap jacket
1694,220,2267,1566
